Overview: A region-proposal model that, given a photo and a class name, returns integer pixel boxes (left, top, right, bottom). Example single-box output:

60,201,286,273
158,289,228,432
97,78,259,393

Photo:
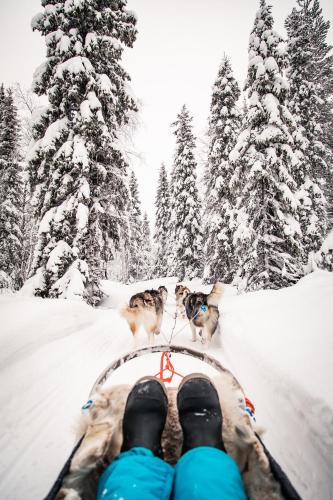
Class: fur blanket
54,374,285,500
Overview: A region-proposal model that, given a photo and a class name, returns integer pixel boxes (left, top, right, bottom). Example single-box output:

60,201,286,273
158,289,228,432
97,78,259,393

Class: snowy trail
1,272,333,499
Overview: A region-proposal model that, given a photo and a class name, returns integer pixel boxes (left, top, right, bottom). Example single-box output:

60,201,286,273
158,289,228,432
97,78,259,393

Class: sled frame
89,344,238,396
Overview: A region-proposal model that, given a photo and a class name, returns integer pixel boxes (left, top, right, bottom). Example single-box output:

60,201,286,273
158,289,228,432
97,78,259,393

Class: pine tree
0,88,23,290
128,171,144,281
203,56,241,284
169,105,203,280
0,84,6,195
20,172,36,284
229,0,303,291
285,0,330,254
302,0,333,228
29,0,137,304
141,212,152,280
153,163,170,277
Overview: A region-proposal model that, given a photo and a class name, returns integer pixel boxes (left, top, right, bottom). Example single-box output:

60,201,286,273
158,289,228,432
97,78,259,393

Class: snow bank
221,270,333,499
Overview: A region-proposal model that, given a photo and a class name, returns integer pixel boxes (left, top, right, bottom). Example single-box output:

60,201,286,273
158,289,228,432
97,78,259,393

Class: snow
72,135,89,167
55,56,94,79
41,117,68,151
76,202,89,230
58,34,71,53
78,178,90,200
1,273,333,499
32,60,49,91
38,207,56,234
321,230,333,253
51,260,88,299
263,93,279,123
30,12,43,30
98,74,113,93
80,100,92,120
87,91,102,110
265,56,279,73
46,240,72,271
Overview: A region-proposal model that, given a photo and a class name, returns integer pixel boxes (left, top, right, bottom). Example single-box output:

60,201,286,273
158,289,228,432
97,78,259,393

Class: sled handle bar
89,344,241,396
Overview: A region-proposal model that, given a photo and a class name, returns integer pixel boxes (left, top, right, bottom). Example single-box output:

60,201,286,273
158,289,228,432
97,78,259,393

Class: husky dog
175,284,191,319
121,287,167,347
184,282,224,347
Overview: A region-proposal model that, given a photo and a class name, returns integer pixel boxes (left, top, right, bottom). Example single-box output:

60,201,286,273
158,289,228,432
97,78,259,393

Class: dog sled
45,345,301,500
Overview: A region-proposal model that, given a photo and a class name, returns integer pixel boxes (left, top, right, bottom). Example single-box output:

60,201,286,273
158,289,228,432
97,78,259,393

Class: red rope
245,397,255,414
154,352,184,383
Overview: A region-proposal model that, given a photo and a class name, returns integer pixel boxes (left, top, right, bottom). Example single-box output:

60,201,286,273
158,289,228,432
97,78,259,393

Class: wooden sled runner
45,345,301,500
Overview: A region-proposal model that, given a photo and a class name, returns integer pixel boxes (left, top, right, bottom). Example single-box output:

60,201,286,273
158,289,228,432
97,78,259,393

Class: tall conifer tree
230,0,303,291
153,163,170,277
286,0,330,252
0,84,6,195
128,171,144,281
0,88,23,289
203,56,241,283
29,0,137,303
141,212,152,280
169,106,203,280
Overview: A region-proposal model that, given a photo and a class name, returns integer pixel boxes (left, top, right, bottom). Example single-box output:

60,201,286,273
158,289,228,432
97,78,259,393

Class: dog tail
207,282,224,306
120,305,139,322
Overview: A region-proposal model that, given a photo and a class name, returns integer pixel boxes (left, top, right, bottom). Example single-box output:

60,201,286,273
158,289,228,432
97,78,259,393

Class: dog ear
185,293,194,308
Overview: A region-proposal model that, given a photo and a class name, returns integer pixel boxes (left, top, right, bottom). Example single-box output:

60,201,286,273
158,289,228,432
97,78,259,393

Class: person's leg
97,377,174,500
173,375,246,500
173,447,246,500
97,447,174,500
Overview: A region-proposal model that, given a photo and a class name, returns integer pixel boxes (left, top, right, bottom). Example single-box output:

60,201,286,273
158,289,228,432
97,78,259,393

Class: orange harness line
245,397,256,414
154,351,184,383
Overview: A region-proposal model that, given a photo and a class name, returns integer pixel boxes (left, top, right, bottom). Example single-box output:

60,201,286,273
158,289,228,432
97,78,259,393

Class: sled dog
121,286,167,347
184,282,224,346
175,284,191,319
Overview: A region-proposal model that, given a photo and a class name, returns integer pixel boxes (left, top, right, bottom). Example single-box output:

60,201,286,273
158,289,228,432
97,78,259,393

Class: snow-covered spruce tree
0,84,6,193
285,0,330,253
306,0,333,165
29,0,137,304
229,0,304,291
203,56,241,284
169,106,203,280
153,163,170,277
300,0,333,229
141,212,152,280
128,171,144,281
20,173,36,284
0,88,23,290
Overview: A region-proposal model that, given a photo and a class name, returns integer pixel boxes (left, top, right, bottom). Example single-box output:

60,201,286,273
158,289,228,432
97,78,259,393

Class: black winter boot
121,377,168,457
177,374,225,454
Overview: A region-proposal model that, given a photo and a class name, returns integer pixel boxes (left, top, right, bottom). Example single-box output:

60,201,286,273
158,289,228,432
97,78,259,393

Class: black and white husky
184,282,224,347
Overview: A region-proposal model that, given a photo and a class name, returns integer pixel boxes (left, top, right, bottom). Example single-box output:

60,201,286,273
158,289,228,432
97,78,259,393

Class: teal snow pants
97,446,247,500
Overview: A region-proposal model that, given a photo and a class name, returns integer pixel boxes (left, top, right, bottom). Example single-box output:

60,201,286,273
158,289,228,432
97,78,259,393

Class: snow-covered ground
0,271,333,500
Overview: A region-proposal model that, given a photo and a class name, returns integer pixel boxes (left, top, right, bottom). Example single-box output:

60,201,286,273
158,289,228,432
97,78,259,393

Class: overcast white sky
0,0,332,224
